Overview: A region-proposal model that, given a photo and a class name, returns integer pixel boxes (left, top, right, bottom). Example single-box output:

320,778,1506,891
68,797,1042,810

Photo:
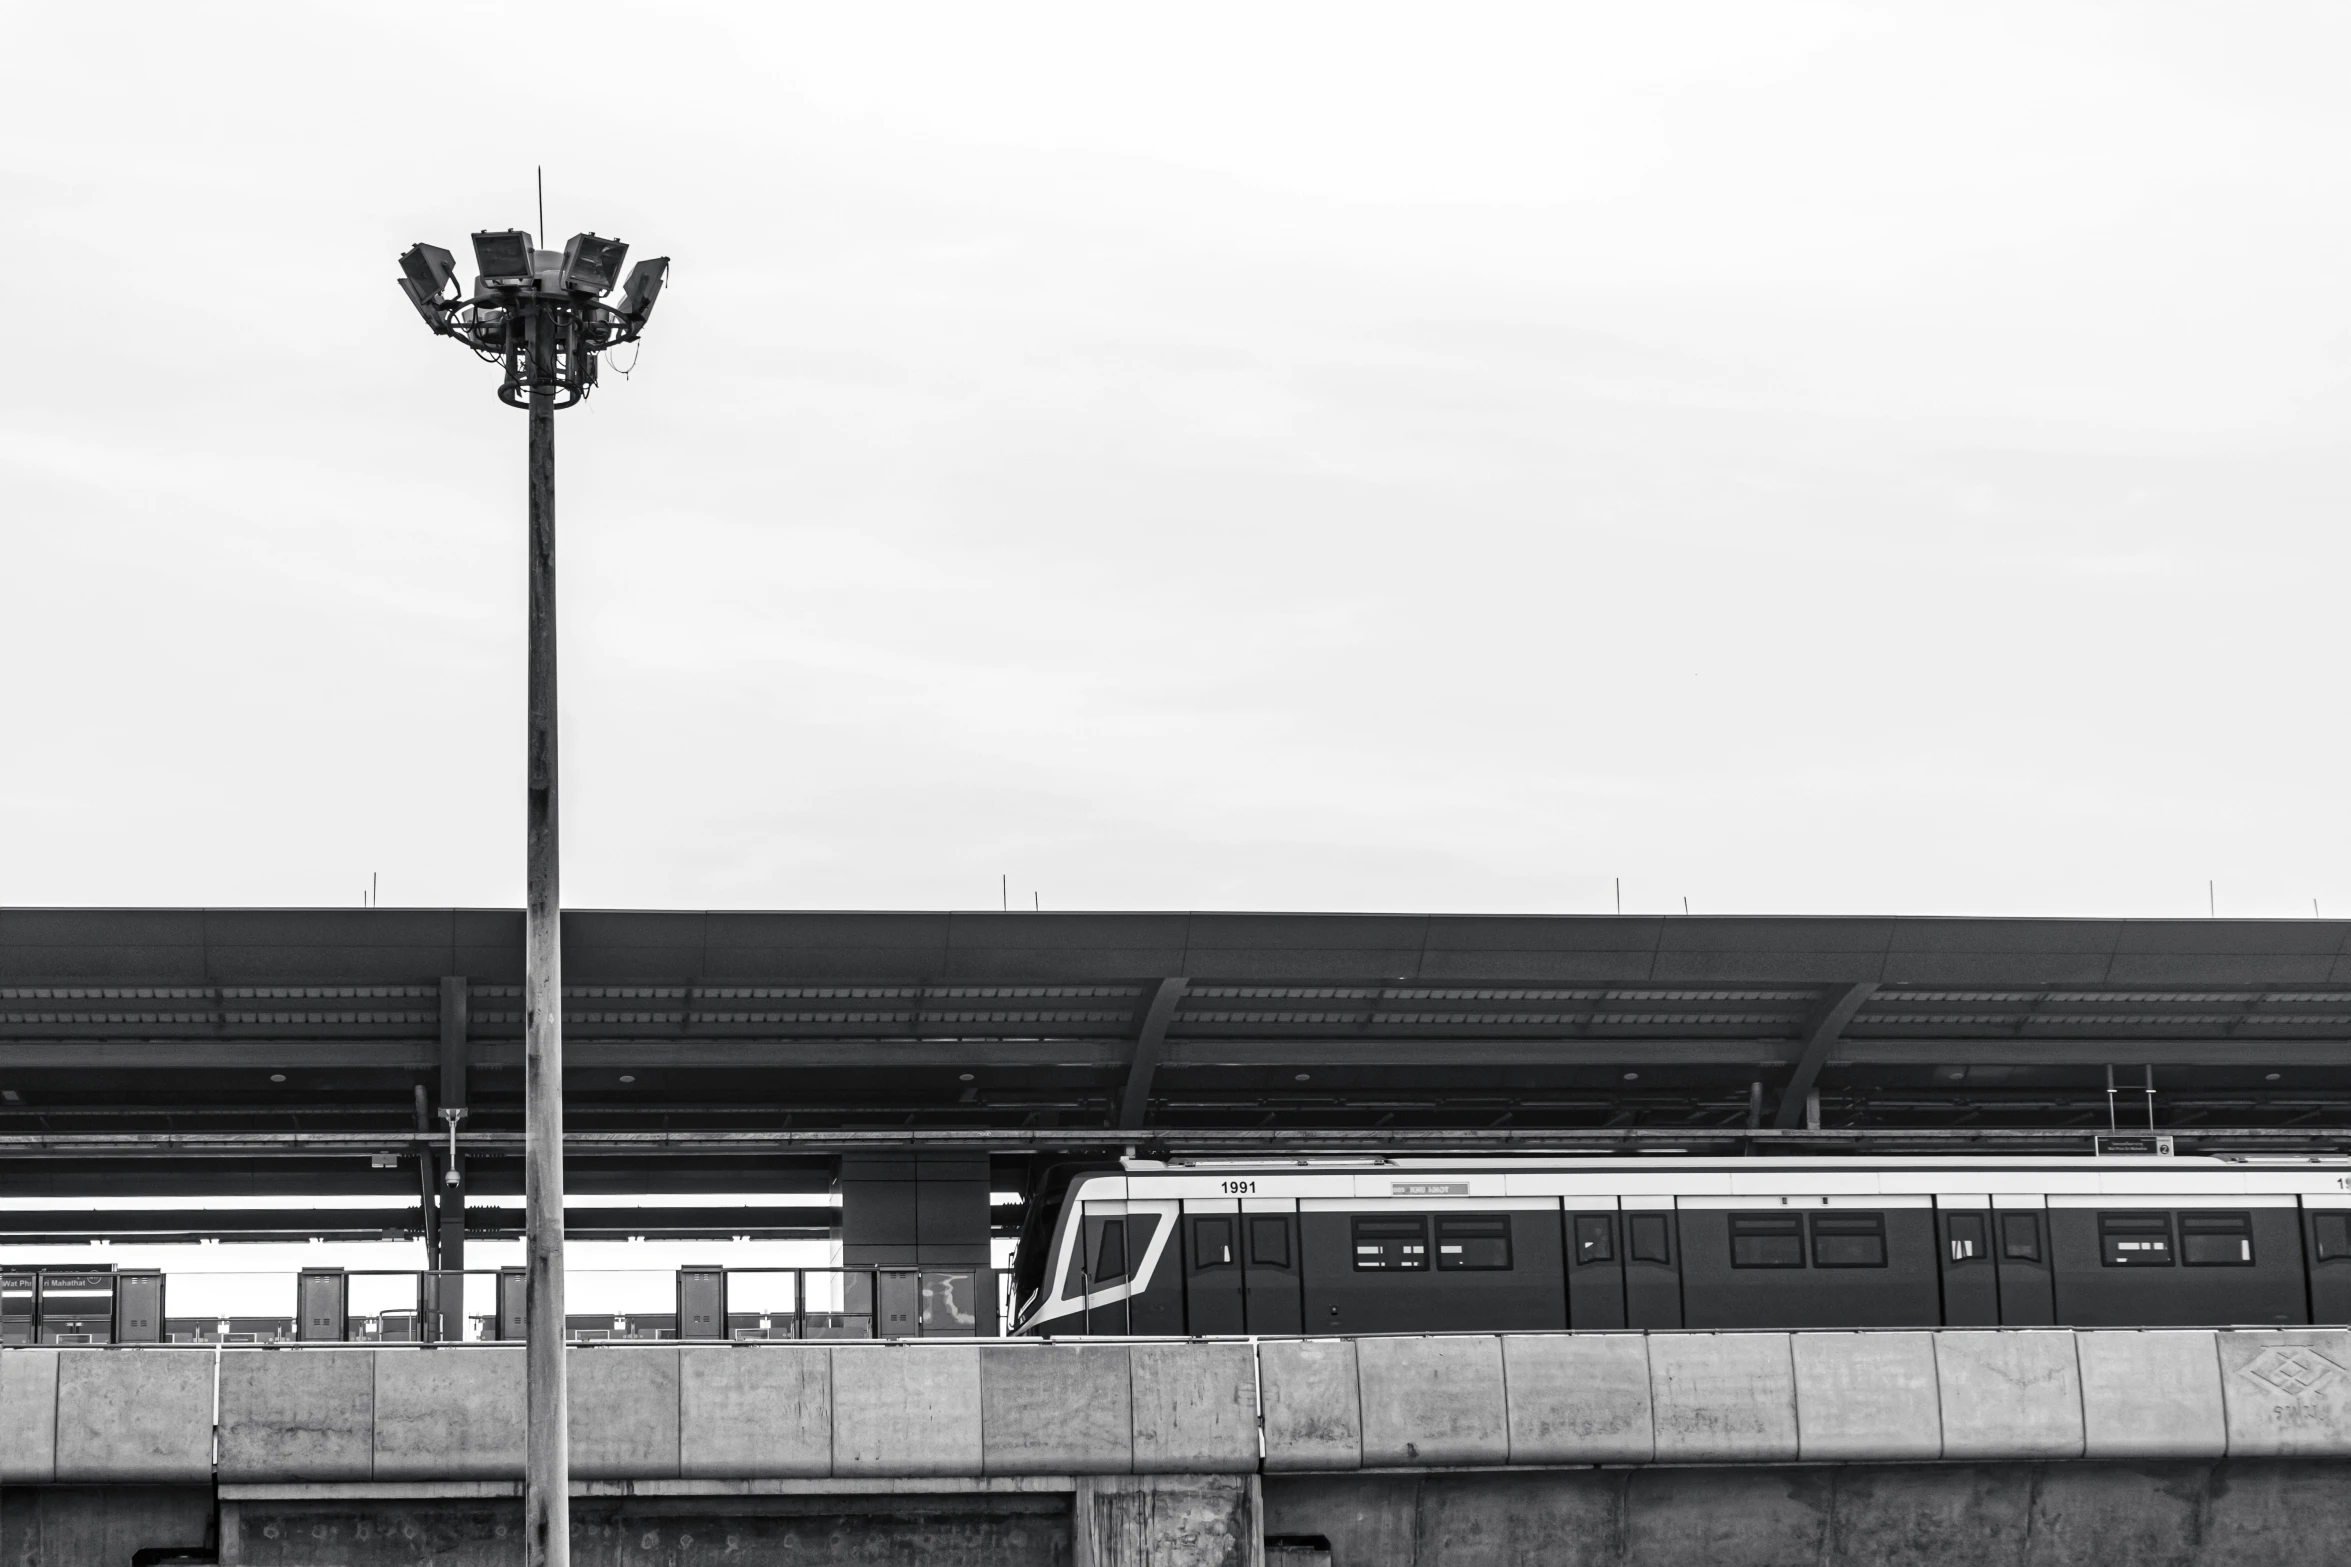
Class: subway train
1009,1153,2351,1336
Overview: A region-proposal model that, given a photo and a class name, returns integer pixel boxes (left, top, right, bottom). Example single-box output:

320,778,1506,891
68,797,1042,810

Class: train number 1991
1220,1180,1257,1195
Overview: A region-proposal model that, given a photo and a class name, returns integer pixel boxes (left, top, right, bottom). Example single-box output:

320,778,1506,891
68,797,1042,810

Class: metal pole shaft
522,341,569,1565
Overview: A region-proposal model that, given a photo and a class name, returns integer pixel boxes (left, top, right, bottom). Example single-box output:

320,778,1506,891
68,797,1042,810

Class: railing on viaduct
7,1329,2351,1565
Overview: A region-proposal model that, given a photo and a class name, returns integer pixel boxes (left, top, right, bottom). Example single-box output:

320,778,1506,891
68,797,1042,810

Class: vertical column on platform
438,976,470,1272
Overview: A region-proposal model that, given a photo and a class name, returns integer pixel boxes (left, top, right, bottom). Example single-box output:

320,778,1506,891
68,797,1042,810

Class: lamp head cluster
398,230,668,409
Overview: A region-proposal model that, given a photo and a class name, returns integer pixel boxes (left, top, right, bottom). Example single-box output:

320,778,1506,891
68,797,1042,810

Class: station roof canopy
3,907,2348,1153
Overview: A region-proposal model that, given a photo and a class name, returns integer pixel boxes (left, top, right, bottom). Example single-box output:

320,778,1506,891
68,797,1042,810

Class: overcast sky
5,3,2349,919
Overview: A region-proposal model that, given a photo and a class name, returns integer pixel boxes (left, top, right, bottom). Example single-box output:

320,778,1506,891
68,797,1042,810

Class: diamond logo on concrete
2240,1346,2349,1398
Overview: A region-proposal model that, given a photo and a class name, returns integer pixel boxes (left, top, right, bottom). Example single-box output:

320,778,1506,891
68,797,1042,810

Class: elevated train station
7,907,2351,1564
5,907,2350,1310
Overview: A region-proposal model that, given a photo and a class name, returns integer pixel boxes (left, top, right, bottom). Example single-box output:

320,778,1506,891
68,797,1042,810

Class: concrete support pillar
838,1152,991,1268
1074,1474,1263,1567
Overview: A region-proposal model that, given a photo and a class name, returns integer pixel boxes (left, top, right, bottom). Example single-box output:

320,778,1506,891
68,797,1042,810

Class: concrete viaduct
8,1326,2351,1565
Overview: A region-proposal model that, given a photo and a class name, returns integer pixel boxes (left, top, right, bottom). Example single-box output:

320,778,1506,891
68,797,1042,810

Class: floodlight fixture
617,256,669,335
558,232,629,295
399,222,666,409
471,229,535,282
399,242,458,302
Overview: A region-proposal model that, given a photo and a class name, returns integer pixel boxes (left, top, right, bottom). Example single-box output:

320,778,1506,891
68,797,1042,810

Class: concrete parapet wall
1500,1333,1653,1465
2079,1330,2227,1459
15,1326,2351,1486
1355,1335,1508,1468
678,1342,830,1478
1791,1332,1940,1462
1647,1332,1798,1464
1131,1340,1259,1473
1932,1330,2084,1459
0,1346,61,1485
52,1345,216,1484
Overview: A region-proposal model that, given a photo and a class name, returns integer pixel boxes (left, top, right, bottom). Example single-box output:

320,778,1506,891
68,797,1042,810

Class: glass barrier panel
724,1268,799,1339
166,1270,296,1343
0,1266,1009,1343
2,1271,34,1345
920,1271,980,1336
37,1272,117,1345
346,1271,422,1343
566,1269,681,1340
802,1269,877,1339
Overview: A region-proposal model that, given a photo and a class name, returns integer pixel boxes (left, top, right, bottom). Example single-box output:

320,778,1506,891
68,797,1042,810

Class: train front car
1012,1153,2351,1336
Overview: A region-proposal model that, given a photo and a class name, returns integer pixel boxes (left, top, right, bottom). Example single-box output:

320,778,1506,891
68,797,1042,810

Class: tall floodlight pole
397,227,669,1567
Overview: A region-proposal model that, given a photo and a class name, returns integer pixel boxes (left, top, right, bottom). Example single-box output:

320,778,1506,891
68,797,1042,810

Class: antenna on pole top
537,166,546,243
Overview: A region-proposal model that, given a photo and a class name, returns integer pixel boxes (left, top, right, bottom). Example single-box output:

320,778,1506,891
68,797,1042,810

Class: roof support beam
1116,978,1190,1129
1,1124,2343,1158
1772,981,1876,1129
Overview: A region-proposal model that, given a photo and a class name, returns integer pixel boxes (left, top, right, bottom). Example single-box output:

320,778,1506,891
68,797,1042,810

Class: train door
1242,1202,1303,1334
1937,1199,1999,1326
1624,1197,1681,1328
1992,1196,2055,1325
1566,1207,1626,1328
2306,1197,2351,1324
1183,1201,1246,1333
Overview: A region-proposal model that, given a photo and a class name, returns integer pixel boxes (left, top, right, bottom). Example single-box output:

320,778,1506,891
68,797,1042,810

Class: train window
1730,1214,1805,1268
1191,1217,1235,1270
1435,1214,1512,1271
1098,1220,1129,1281
1574,1214,1615,1264
1628,1214,1672,1265
1250,1216,1291,1268
2316,1213,2351,1262
1811,1212,1887,1268
2099,1212,2174,1267
2179,1211,2254,1267
1062,1218,1135,1296
1353,1215,1429,1270
1947,1213,1987,1262
2000,1212,2042,1263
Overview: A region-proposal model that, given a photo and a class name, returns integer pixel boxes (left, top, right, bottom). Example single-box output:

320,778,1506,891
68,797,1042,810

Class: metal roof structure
4,908,2349,1237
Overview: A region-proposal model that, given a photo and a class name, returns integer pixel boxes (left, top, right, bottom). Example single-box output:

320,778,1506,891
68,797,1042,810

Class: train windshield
1009,1161,1117,1323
